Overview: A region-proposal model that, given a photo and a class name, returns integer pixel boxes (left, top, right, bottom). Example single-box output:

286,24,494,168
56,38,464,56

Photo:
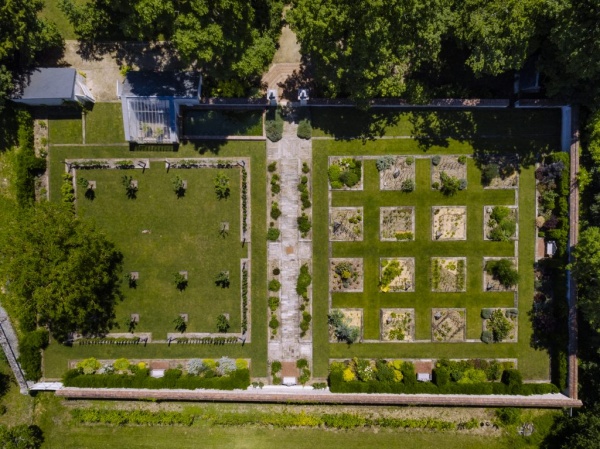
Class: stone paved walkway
267,110,313,369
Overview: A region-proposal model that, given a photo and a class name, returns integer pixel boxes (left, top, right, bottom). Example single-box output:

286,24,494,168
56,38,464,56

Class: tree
216,314,230,333
453,0,547,76
0,424,43,449
542,406,600,449
288,0,450,104
0,0,62,113
573,227,600,332
214,171,230,200
121,175,138,199
214,271,230,288
171,175,185,198
486,259,519,288
0,202,123,340
173,272,188,291
173,315,187,333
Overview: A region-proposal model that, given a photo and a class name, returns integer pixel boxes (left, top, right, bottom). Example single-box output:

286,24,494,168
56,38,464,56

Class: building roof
16,68,76,100
122,71,200,98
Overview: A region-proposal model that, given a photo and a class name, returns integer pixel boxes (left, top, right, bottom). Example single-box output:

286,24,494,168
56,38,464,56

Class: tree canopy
0,0,61,113
0,201,124,340
288,0,451,104
0,424,43,449
573,227,600,332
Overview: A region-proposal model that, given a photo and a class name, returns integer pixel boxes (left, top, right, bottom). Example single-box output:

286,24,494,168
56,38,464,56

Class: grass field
39,0,83,40
311,138,551,380
45,141,268,378
182,109,264,137
85,103,124,144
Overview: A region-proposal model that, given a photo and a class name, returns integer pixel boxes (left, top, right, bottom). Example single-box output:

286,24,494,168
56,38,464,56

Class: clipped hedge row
241,266,248,333
62,368,250,390
77,337,141,345
175,336,238,345
329,369,558,395
18,329,49,381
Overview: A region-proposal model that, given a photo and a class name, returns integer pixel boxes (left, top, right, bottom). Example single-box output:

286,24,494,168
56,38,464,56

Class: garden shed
119,71,201,144
11,68,95,106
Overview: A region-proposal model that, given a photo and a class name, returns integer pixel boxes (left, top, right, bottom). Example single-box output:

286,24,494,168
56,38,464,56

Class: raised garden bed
380,309,415,341
379,258,415,292
328,157,363,190
432,308,466,342
432,206,467,240
380,207,415,241
329,207,363,241
483,258,518,292
431,156,467,186
482,308,518,343
431,257,466,292
329,308,363,343
329,258,364,292
484,205,518,241
379,156,416,190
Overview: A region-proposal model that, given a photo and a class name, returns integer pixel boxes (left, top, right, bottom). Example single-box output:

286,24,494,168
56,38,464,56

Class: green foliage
13,111,46,207
328,309,360,343
270,202,282,220
214,270,230,288
458,155,467,165
297,213,312,237
376,156,395,172
487,308,514,342
216,314,230,333
328,159,362,188
18,329,49,381
300,311,312,336
495,407,522,426
214,171,230,199
269,314,279,332
121,175,138,199
173,272,188,291
173,315,187,333
401,179,415,192
481,164,500,185
480,330,493,344
0,202,124,340
268,279,281,292
542,405,600,449
266,226,280,241
379,259,403,291
297,118,312,139
502,369,523,394
439,171,461,196
268,161,277,172
76,357,101,375
302,162,310,173
268,296,280,312
574,227,600,332
431,155,441,166
296,264,312,297
61,173,75,210
113,358,130,371
271,360,282,374
288,0,449,103
0,424,43,449
266,108,284,142
171,175,186,198
488,206,517,241
71,408,195,426
486,259,519,288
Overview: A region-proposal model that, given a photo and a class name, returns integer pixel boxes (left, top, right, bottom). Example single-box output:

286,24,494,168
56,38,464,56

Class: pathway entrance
267,108,312,375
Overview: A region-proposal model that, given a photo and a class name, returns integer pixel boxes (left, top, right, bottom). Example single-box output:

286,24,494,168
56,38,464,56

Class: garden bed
329,308,363,343
431,257,466,292
484,205,518,241
482,308,518,343
379,258,415,292
483,258,518,292
380,309,415,341
431,156,467,186
328,157,363,190
432,206,467,240
380,207,415,241
431,308,466,342
329,207,364,241
329,258,364,292
379,156,416,190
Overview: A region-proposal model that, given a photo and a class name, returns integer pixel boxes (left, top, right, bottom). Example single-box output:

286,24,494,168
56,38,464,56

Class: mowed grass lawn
45,142,268,378
76,166,246,335
183,109,264,137
85,103,124,144
311,139,549,381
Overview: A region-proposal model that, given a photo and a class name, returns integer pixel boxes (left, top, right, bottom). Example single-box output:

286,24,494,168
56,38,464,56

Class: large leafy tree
0,0,62,112
573,227,600,332
0,201,124,340
542,406,600,449
453,0,549,76
0,424,43,449
287,0,451,103
60,0,283,85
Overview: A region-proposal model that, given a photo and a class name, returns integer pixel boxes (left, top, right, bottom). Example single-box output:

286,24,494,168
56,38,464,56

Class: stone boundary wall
56,387,582,408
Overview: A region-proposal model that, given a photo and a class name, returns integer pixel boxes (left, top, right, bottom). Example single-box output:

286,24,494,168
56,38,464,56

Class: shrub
268,297,280,311
269,314,279,331
296,264,312,297
270,202,282,220
458,178,467,190
18,329,49,380
297,214,312,237
216,314,230,333
491,206,511,222
481,330,493,344
266,108,283,142
216,357,236,375
214,171,230,199
482,163,500,185
214,271,230,288
76,357,101,375
297,119,312,139
267,226,280,241
187,359,207,375
432,181,440,190
405,156,414,165
440,171,461,196
401,179,415,192
271,360,282,374
502,369,523,394
113,358,130,371
268,279,281,292
340,170,359,187
487,309,513,342
495,408,522,426
433,367,449,387
173,272,188,291
302,162,310,173
328,309,360,344
432,155,441,166
376,156,395,172
458,155,467,165
173,316,187,333
481,308,493,319
272,267,280,276
268,161,277,172
486,259,519,288
172,175,186,198
297,359,309,369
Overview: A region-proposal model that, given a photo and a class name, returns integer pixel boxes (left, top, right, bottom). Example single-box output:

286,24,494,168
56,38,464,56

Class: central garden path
267,109,313,376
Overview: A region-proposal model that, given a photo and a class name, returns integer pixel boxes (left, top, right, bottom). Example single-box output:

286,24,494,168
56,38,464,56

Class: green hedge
71,408,195,426
329,369,558,395
62,368,250,390
14,110,46,207
18,329,49,381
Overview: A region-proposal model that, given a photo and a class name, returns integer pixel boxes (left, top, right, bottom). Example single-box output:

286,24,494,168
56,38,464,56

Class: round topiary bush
268,279,281,292
432,155,441,166
481,330,493,344
481,308,493,319
267,227,280,241
297,119,312,140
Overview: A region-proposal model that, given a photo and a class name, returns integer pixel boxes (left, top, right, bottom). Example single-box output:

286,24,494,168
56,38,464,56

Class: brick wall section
56,388,582,408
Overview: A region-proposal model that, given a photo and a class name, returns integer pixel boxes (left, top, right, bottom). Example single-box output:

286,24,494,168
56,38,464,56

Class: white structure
298,88,309,106
546,240,558,257
417,373,431,382
268,89,277,106
12,68,95,106
282,377,297,386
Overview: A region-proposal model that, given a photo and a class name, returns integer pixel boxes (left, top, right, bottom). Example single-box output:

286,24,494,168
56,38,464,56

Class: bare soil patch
432,206,467,240
329,258,363,292
380,207,415,241
432,308,466,342
329,207,363,241
380,309,415,341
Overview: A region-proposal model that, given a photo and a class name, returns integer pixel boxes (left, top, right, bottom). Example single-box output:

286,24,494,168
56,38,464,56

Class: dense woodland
1,0,600,446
